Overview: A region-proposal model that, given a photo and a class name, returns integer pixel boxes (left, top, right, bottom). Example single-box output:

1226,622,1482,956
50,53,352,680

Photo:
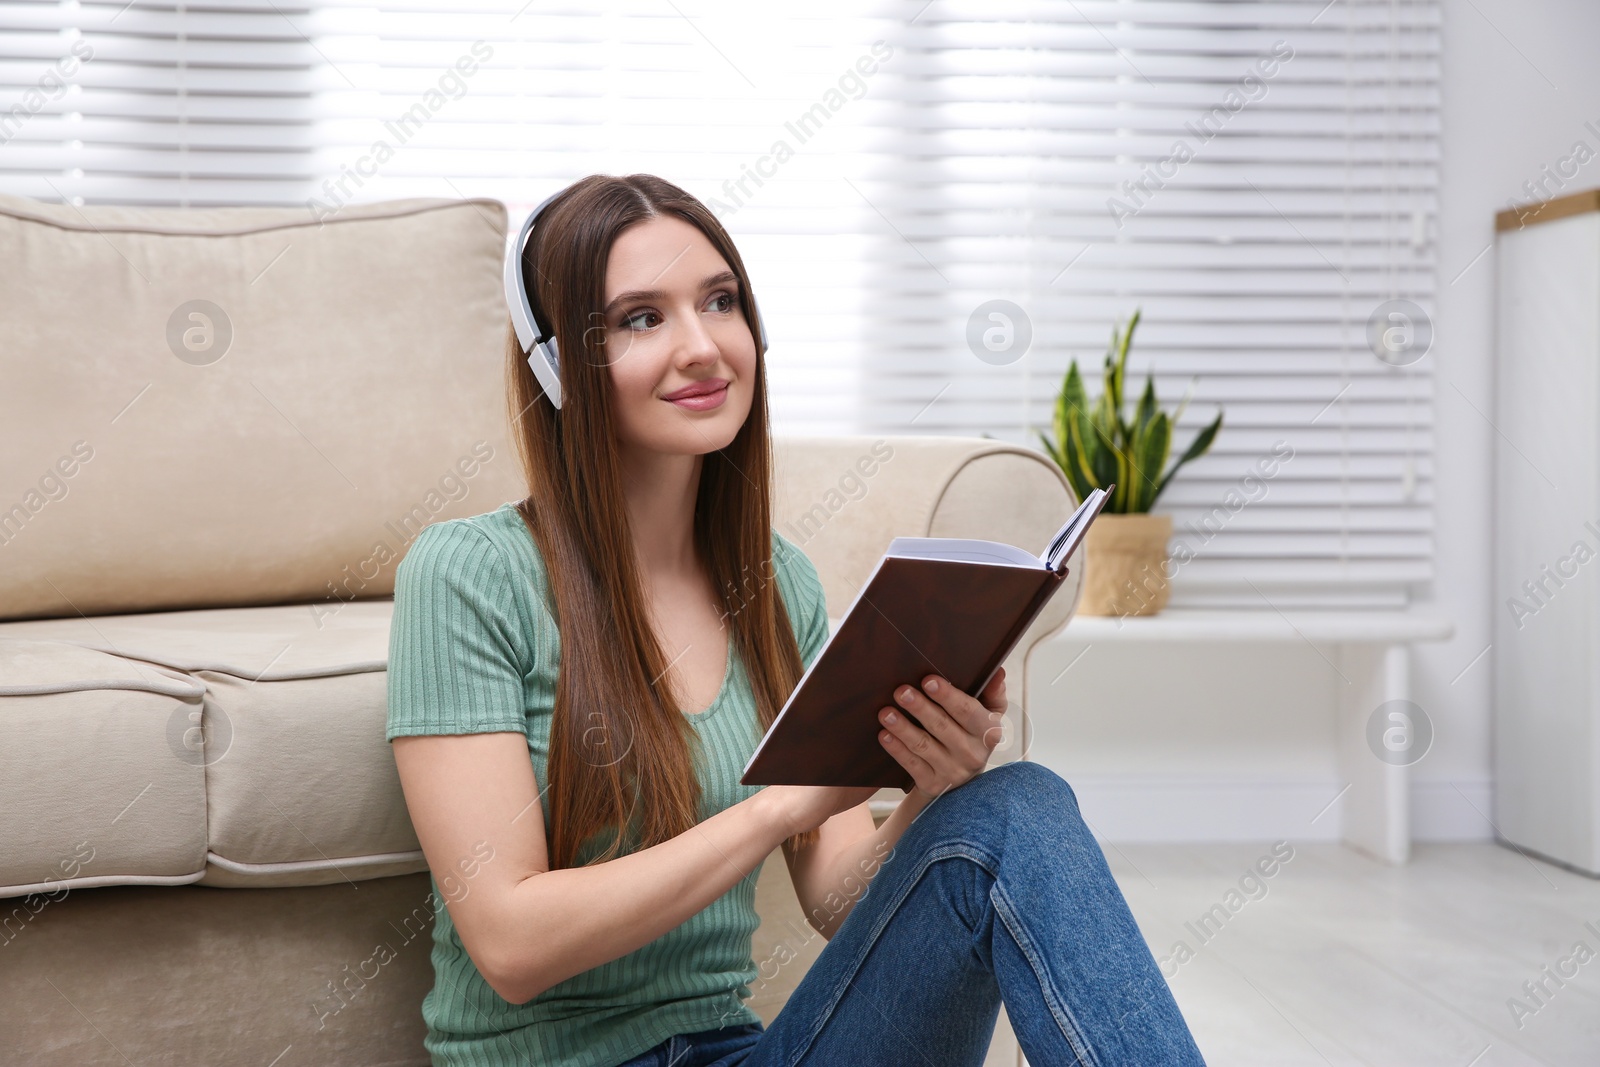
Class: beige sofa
0,192,1082,1066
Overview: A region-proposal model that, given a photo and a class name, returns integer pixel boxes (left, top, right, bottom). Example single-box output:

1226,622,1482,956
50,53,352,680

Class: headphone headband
503,189,769,412
504,191,566,409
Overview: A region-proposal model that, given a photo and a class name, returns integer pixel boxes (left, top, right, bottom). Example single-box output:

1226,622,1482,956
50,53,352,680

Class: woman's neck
619,446,704,578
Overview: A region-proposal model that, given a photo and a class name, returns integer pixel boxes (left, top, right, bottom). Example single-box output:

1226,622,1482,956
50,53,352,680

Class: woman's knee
888,763,1089,874
928,760,1082,828
979,758,1079,808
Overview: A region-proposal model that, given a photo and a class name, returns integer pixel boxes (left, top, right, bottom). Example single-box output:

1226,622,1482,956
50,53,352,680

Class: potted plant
1036,309,1222,616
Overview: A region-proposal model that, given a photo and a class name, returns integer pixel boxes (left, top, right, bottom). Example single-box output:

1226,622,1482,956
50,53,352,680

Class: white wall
1418,0,1600,839
1026,0,1600,844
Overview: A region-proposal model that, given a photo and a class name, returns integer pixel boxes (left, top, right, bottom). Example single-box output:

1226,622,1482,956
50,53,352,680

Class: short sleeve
386,520,529,740
772,532,831,672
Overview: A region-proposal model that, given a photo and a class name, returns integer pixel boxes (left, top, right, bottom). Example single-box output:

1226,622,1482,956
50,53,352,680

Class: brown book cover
742,486,1111,789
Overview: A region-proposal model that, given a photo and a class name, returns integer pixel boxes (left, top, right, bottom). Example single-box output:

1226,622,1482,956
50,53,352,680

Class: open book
741,486,1112,789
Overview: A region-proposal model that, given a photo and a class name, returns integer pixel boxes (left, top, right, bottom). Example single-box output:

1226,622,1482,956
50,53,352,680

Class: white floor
1090,842,1600,1067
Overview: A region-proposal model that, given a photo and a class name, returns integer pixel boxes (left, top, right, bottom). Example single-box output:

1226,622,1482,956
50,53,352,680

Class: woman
386,173,1204,1067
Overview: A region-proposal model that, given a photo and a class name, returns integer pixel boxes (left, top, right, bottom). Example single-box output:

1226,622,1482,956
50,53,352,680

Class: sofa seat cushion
0,600,426,889
0,639,208,898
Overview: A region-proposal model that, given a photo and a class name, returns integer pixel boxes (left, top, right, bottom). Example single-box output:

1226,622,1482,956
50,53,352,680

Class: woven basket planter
1079,513,1173,616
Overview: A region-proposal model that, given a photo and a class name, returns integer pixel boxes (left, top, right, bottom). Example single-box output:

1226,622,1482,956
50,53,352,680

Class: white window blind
0,2,330,204
1,0,1437,610
839,0,1438,610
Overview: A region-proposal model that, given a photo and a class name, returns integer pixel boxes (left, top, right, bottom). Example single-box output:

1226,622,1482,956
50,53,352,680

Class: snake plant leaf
1052,379,1072,468
1042,427,1093,502
1062,362,1108,493
1111,442,1132,513
1118,309,1141,376
1045,429,1067,479
1061,361,1088,438
1154,409,1224,503
1170,375,1197,429
1116,310,1140,419
1102,344,1123,435
1034,424,1058,472
1091,374,1120,464
1084,403,1119,491
1040,309,1221,516
1134,375,1157,438
1096,357,1118,433
1121,437,1143,515
1065,409,1103,501
1133,410,1171,513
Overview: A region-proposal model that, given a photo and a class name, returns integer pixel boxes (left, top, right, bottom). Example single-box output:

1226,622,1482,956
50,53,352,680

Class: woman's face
600,214,757,461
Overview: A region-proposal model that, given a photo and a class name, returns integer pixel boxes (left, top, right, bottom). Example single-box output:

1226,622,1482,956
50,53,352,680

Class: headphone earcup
750,294,769,355
527,335,564,409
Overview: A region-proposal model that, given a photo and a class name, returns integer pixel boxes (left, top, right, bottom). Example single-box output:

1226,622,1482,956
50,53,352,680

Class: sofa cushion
0,193,526,623
0,601,426,888
0,639,208,898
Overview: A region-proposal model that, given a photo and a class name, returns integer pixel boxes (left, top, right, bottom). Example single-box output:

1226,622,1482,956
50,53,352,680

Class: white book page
885,536,1042,568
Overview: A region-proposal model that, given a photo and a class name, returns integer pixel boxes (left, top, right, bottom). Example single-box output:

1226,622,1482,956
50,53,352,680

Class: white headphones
504,191,769,411
504,191,568,409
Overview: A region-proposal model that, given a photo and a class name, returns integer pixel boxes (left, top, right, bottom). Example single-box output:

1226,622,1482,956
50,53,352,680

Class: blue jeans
614,761,1205,1066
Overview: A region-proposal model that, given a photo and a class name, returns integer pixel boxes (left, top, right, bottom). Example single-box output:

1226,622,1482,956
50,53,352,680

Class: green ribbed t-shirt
384,501,831,1067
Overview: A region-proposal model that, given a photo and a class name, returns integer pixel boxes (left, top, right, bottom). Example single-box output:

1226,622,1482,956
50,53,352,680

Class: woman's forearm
490,787,794,1003
803,789,934,940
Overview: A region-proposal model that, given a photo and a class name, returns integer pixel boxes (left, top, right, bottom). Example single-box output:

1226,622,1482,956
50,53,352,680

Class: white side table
1047,609,1455,864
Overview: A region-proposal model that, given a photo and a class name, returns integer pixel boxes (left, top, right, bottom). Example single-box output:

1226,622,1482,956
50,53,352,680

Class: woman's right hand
763,783,881,837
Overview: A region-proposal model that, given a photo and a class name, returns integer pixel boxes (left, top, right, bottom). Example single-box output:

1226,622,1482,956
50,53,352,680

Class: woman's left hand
876,667,1008,802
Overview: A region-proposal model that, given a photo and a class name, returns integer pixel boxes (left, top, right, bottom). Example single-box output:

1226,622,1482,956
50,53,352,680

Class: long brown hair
505,174,818,869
